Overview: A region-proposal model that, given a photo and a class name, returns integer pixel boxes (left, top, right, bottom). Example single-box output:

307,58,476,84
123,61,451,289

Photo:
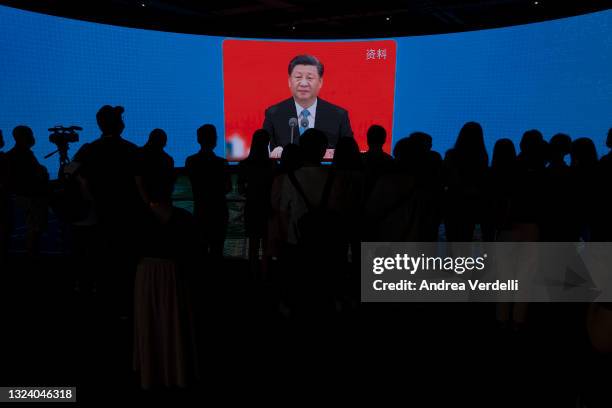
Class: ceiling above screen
0,0,610,38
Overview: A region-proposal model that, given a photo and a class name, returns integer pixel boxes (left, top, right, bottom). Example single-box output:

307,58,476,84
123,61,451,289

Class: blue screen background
393,11,612,158
0,6,224,176
0,5,610,176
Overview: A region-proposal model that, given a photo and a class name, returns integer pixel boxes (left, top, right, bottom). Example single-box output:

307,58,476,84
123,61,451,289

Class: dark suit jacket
263,97,353,150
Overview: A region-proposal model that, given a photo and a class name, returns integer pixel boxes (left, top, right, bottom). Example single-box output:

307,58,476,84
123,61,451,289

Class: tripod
45,142,72,179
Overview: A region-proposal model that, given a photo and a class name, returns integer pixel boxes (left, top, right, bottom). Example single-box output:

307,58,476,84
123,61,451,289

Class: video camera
48,125,82,146
45,125,83,173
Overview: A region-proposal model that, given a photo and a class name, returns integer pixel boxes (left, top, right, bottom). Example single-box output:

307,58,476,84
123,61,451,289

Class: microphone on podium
288,117,298,144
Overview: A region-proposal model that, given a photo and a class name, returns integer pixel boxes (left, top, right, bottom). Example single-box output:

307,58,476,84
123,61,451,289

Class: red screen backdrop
223,39,397,159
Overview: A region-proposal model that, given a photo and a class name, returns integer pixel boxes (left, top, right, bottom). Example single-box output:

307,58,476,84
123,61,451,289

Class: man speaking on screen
264,54,354,159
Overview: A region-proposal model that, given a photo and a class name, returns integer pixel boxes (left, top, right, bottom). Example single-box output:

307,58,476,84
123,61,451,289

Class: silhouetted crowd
1,106,611,390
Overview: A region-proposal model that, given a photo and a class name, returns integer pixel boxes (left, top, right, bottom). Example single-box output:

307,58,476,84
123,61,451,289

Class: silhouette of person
409,132,444,241
443,122,489,242
599,128,612,182
499,130,549,330
133,174,199,389
277,128,340,248
410,131,433,153
597,129,612,240
5,125,49,257
331,136,365,264
511,129,548,241
548,133,571,170
0,129,9,263
362,125,393,197
333,136,363,170
366,134,440,242
276,129,344,316
491,139,517,171
600,128,612,167
570,137,599,241
72,105,142,316
486,138,517,241
267,143,302,263
74,105,142,227
278,143,302,173
364,125,391,156
135,128,175,206
541,133,573,241
6,126,49,196
185,124,231,260
237,129,275,276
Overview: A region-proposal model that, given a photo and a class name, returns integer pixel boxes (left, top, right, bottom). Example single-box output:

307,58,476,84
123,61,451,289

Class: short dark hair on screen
288,55,324,78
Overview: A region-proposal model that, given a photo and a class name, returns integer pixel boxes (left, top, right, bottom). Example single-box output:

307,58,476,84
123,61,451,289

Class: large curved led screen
0,5,610,175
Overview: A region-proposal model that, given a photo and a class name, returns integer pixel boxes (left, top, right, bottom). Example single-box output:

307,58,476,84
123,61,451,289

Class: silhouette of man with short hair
72,105,141,316
185,124,231,260
363,125,392,164
362,125,393,198
6,126,48,196
5,125,49,257
75,105,141,226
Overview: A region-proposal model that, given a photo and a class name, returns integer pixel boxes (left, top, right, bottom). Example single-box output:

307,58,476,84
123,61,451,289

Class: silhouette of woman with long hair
443,122,489,242
237,129,275,277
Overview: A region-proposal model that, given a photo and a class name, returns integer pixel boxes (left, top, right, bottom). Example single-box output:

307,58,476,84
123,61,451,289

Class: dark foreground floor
1,254,610,406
